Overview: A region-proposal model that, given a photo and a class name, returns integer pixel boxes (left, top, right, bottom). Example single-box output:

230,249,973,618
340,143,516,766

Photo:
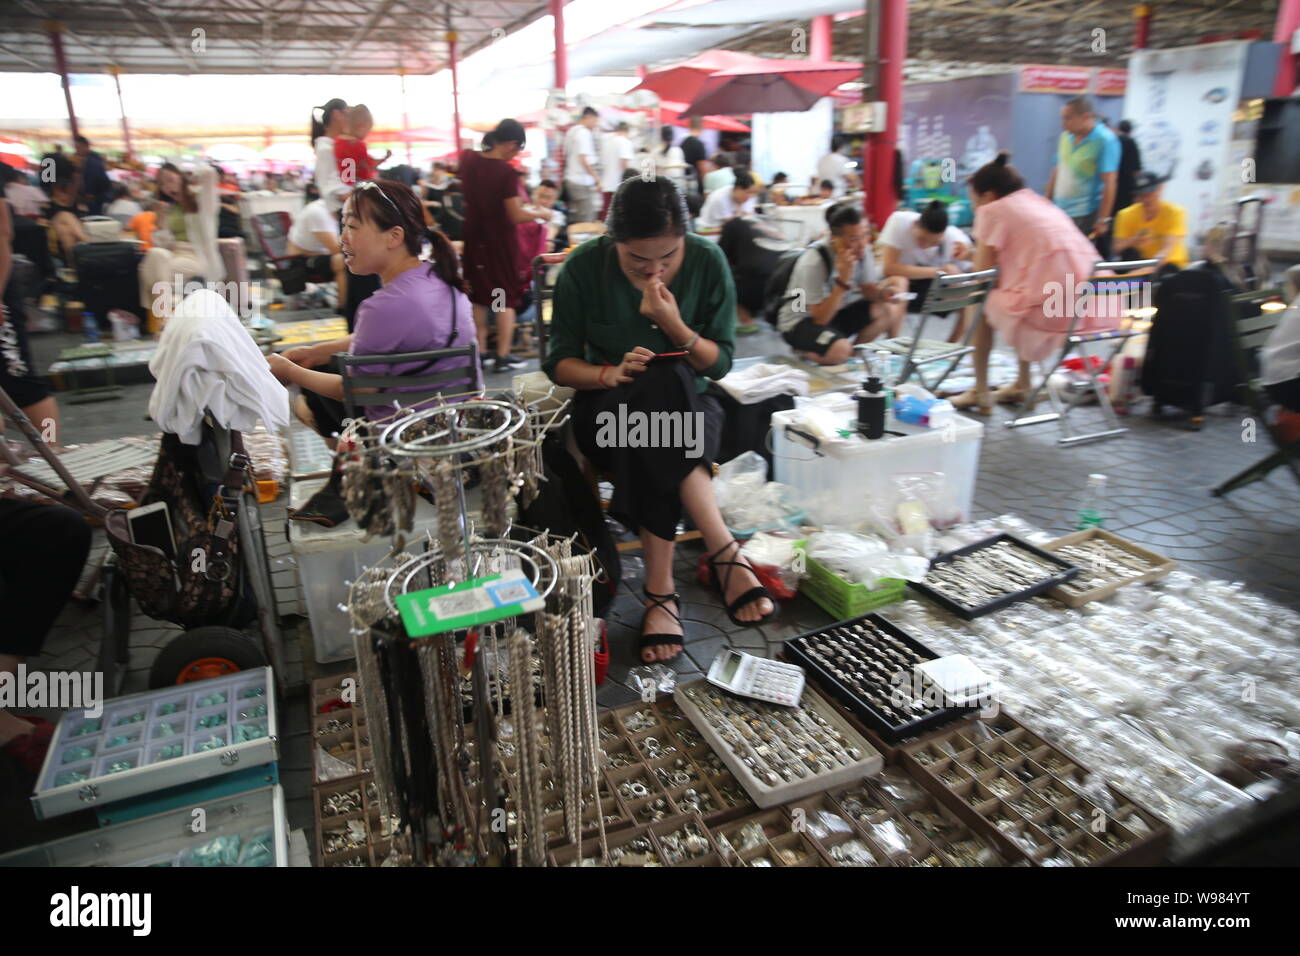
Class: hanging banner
1094,69,1128,96
1125,40,1250,242
1019,65,1091,94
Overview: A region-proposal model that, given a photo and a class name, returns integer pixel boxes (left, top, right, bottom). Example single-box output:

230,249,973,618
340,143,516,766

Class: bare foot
641,594,683,663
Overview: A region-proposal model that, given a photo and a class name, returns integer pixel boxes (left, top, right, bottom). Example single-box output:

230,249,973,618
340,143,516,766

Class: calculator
706,650,805,706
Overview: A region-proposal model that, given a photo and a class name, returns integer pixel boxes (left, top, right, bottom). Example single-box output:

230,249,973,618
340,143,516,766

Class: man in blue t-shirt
1045,95,1120,256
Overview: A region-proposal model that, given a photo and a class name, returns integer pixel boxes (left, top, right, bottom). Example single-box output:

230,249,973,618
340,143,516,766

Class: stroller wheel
149,626,268,688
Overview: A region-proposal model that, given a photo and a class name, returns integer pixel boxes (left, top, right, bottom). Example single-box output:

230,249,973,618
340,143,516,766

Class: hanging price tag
395,568,544,638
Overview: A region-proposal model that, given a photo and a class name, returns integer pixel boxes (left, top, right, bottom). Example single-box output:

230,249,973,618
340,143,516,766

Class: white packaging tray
31,667,278,820
673,678,883,808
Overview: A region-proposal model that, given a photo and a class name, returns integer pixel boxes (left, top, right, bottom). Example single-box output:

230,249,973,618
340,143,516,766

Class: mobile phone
650,350,688,362
128,501,177,564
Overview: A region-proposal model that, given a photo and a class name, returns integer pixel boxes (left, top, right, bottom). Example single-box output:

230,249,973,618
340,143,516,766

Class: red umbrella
630,50,773,104
683,59,863,117
655,100,750,133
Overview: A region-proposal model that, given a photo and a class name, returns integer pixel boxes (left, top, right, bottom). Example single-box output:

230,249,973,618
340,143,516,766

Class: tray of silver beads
1049,537,1165,596
910,533,1079,619
673,678,883,808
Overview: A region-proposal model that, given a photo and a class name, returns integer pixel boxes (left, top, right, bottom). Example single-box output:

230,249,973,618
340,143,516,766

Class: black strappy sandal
639,589,684,662
706,539,776,628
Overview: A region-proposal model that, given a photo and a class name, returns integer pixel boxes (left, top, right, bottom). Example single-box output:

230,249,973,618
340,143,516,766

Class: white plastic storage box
770,408,983,527
1,784,289,867
289,477,443,663
31,667,278,820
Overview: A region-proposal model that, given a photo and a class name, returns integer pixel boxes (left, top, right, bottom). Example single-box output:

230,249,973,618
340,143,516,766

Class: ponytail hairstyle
348,179,468,295
156,162,198,214
606,176,689,242
482,118,526,152
310,98,348,143
969,151,1025,199
918,199,949,234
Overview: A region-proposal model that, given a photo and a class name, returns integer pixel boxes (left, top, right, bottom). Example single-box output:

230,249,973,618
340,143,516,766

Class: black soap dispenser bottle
854,346,886,440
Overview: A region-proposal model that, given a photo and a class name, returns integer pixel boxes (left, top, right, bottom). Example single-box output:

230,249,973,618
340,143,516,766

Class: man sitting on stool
286,196,346,304
776,203,907,366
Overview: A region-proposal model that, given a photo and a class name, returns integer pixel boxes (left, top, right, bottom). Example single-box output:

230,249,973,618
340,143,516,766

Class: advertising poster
901,72,1016,180
1124,40,1249,242
1019,65,1092,94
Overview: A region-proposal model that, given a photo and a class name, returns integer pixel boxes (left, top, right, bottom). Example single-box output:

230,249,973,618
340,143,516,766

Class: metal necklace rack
341,389,606,866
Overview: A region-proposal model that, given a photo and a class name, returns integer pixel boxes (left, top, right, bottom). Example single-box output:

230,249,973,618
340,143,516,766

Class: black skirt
571,360,722,541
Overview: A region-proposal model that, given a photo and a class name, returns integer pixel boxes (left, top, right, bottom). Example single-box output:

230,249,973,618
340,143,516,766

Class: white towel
148,289,290,445
716,363,811,405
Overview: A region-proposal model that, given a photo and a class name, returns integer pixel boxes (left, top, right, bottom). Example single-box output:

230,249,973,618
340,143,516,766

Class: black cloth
8,208,53,284
0,499,92,656
1141,263,1240,414
300,357,349,438
439,191,464,242
712,387,795,478
1116,134,1142,215
718,215,787,315
1266,378,1300,412
0,279,51,408
571,359,722,541
296,254,336,283
342,271,381,333
781,299,874,355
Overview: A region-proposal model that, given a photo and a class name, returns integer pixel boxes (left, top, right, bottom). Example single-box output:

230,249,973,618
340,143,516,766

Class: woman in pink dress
951,152,1108,414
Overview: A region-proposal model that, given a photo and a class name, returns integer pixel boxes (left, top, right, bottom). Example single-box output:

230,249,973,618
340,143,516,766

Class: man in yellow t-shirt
1112,171,1188,270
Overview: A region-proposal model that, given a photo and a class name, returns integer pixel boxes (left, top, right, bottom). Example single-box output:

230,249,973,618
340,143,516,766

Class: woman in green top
543,177,775,663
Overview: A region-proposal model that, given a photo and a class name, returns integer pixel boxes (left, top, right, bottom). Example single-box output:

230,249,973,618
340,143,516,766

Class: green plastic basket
793,540,906,621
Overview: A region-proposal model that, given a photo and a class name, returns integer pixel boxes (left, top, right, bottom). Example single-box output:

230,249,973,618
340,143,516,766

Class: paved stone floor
4,310,1297,859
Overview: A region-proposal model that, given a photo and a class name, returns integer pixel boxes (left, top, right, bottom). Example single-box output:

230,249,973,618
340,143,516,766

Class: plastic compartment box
288,477,444,663
770,408,983,527
0,785,289,867
31,667,278,820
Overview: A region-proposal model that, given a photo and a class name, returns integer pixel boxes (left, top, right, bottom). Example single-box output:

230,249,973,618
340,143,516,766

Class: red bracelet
597,365,612,388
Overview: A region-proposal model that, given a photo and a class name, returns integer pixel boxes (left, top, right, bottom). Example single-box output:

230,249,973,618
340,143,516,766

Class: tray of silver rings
673,678,883,808
909,533,1079,620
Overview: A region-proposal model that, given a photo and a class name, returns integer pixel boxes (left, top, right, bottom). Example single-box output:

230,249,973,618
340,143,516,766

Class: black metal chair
528,251,569,364
339,343,480,420
878,267,998,393
1005,258,1159,446
1211,287,1298,496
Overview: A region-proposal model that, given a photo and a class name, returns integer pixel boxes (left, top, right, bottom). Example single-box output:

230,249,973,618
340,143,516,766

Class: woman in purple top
270,179,478,444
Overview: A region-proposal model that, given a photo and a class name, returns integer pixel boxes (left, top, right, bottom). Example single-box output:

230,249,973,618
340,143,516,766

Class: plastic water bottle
83,312,100,344
1076,473,1107,530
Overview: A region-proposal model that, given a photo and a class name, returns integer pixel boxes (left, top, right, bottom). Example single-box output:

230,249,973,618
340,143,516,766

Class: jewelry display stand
341,389,609,866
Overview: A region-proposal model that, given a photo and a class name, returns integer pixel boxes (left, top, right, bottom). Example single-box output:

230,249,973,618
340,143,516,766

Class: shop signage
1019,64,1092,94
1095,69,1129,96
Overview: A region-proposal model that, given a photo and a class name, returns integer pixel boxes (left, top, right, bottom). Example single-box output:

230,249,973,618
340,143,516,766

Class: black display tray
782,612,973,744
908,533,1079,620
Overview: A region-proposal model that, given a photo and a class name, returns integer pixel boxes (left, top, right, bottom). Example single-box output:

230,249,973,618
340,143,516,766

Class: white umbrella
204,143,259,163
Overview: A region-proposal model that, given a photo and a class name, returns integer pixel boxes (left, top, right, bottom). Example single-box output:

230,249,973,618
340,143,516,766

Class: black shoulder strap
207,431,250,582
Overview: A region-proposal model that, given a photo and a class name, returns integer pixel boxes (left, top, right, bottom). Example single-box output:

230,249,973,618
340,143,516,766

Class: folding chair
1211,287,1298,496
529,251,568,364
249,211,332,316
339,343,480,420
1005,258,1158,446
877,267,998,393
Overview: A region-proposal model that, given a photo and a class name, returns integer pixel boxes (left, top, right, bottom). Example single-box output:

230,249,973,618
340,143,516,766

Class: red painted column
551,0,567,91
47,22,80,141
1274,0,1300,97
448,30,462,154
109,67,133,160
811,15,833,61
1134,4,1152,50
868,0,907,229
